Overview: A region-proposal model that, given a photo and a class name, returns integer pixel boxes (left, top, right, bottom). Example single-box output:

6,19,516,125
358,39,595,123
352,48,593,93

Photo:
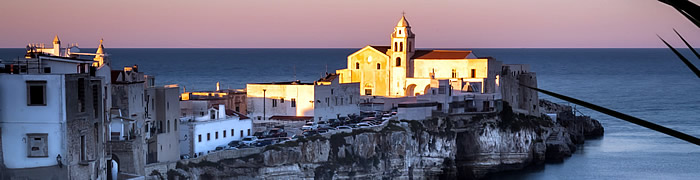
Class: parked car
303,130,319,137
241,136,258,146
336,126,352,133
301,122,318,131
214,145,227,151
253,131,266,139
255,139,275,147
266,128,288,138
228,140,241,147
358,122,371,128
318,129,329,134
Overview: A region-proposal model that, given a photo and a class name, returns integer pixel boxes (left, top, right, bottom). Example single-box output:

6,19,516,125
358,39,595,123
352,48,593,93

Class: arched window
376,63,381,70
396,57,401,66
355,62,360,69
399,42,403,52
394,42,398,52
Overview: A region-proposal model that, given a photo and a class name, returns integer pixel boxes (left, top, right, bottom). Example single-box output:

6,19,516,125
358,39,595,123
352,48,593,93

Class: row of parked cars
212,128,292,152
299,111,397,137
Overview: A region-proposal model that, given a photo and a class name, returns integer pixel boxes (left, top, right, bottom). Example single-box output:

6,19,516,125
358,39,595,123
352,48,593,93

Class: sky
1,0,699,48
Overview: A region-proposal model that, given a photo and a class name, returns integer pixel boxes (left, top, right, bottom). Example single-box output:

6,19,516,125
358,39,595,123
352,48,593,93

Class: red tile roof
412,50,472,59
369,45,391,55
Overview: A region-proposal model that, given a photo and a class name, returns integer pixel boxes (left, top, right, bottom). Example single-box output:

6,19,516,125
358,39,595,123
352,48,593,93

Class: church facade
336,16,502,97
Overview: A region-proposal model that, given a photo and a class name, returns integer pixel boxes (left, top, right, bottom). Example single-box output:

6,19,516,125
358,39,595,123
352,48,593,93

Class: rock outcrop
153,102,603,180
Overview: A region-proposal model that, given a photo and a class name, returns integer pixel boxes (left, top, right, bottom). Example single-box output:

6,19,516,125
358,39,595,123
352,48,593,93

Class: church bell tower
390,15,415,96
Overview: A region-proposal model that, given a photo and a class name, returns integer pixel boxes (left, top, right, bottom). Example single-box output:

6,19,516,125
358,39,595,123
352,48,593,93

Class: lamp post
263,89,267,120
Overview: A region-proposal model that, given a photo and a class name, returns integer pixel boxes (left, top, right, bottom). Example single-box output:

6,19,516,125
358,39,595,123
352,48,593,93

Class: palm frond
660,0,700,28
673,29,700,59
520,84,700,146
658,35,700,78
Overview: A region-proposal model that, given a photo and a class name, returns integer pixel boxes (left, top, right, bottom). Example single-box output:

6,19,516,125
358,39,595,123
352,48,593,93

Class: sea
1,48,699,179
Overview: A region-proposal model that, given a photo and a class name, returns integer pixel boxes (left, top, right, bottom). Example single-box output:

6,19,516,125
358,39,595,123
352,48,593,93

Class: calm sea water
2,48,699,179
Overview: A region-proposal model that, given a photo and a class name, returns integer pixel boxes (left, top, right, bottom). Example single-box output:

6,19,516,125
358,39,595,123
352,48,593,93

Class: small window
167,120,170,133
331,89,334,95
231,129,234,137
355,62,360,69
399,30,402,34
207,133,210,141
78,78,85,112
198,134,202,142
376,63,381,70
349,95,353,104
200,112,205,116
394,42,398,52
92,84,99,118
291,98,296,107
452,69,457,78
471,69,476,78
396,57,401,66
215,132,219,139
247,129,251,136
174,119,177,131
399,42,403,52
27,133,48,157
27,81,47,106
240,130,243,137
281,98,284,103
80,135,86,161
365,89,372,95
272,99,278,107
223,130,227,138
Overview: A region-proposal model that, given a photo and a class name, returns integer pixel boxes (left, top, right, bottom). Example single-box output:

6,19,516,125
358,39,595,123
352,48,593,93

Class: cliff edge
151,101,603,179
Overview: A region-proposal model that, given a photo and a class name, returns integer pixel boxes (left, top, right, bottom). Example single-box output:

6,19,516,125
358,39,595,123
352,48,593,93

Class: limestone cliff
153,102,603,180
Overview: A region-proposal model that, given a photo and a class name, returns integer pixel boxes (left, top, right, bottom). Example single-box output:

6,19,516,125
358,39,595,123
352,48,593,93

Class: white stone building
246,81,315,120
179,104,253,157
313,74,361,121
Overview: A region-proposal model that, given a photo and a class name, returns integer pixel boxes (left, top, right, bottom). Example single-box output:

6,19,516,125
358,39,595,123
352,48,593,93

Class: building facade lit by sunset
336,16,502,97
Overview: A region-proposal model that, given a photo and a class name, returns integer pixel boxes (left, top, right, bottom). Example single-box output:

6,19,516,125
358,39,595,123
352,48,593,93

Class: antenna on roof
325,63,328,75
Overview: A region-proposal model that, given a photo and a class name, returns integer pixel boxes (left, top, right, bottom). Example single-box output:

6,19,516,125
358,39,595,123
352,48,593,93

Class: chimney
218,104,226,119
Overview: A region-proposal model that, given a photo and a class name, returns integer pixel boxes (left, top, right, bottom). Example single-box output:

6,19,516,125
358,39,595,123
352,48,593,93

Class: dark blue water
2,48,699,179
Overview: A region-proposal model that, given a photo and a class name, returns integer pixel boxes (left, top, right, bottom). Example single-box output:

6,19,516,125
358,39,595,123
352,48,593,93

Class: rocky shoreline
149,100,603,179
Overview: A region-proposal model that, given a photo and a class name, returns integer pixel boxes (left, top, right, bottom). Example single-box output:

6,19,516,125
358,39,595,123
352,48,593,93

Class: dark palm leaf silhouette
521,84,700,146
515,0,700,146
659,0,700,28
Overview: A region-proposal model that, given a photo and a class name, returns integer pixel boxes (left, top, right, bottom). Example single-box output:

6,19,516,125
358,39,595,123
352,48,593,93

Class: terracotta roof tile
412,50,472,59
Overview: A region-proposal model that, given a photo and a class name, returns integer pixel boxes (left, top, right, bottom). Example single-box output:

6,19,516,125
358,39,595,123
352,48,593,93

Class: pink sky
1,0,699,48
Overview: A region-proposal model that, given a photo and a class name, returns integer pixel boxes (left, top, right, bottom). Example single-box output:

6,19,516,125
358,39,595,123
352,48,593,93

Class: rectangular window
365,89,372,95
471,69,476,78
272,99,277,107
78,78,85,112
223,130,227,138
26,81,47,106
215,132,219,139
231,129,234,136
80,135,86,161
280,98,284,103
27,133,48,157
174,120,177,131
240,130,243,137
349,95,353,104
207,133,210,141
291,98,296,107
247,129,251,136
198,134,202,142
92,84,99,118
